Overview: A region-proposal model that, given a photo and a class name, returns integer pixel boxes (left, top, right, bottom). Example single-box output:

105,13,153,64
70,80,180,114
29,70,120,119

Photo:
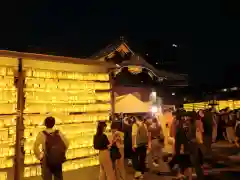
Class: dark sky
1,1,240,90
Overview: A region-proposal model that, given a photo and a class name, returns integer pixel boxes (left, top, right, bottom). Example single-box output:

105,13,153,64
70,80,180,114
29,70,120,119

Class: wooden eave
0,50,116,68
120,55,187,82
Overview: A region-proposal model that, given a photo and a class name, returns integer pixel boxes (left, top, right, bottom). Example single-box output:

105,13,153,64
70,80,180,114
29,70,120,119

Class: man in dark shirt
174,105,186,156
170,111,204,180
147,118,164,170
202,109,213,151
202,108,224,164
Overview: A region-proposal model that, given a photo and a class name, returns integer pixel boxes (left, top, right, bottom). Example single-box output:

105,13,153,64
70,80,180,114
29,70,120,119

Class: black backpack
178,118,195,142
43,130,67,167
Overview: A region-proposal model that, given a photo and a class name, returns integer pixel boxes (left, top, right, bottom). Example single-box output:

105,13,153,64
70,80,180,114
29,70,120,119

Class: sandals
173,174,187,180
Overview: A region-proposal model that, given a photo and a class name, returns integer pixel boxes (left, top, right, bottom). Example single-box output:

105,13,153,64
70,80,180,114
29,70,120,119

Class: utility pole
14,58,25,180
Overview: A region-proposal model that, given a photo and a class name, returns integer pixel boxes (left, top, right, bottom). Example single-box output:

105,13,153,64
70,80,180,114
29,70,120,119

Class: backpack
43,130,67,167
178,118,195,142
136,124,148,146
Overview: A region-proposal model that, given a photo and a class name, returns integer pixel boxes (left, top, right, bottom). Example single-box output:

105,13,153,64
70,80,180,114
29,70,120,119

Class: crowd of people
31,106,240,180
93,106,240,180
213,107,240,145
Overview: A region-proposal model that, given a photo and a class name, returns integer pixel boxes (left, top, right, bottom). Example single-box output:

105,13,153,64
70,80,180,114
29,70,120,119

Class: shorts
169,154,192,171
178,154,192,170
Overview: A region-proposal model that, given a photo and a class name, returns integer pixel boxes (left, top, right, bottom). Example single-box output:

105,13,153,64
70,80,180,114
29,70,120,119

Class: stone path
25,141,240,180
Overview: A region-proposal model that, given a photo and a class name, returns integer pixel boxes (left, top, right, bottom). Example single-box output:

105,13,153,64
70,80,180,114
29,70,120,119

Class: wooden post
110,72,115,121
14,58,25,180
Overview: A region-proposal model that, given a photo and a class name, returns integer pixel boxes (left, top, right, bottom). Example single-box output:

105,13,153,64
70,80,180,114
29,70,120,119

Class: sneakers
134,171,143,179
153,162,159,167
127,159,132,166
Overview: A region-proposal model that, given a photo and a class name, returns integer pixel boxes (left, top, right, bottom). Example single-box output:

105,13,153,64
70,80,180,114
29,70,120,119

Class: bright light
151,91,157,98
151,106,158,113
172,44,178,47
231,87,237,91
172,92,175,96
158,106,162,114
222,89,227,92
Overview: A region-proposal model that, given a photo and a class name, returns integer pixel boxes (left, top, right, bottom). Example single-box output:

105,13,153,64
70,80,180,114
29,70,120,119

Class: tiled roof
120,54,187,82
89,38,187,85
89,39,133,60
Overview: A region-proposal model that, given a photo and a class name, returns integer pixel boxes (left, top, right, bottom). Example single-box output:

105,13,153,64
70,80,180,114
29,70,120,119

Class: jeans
41,161,63,180
201,135,229,164
99,150,116,180
188,143,204,180
114,147,126,180
202,135,213,160
132,145,147,174
173,137,204,180
203,135,212,149
226,127,235,143
212,127,217,142
149,139,163,166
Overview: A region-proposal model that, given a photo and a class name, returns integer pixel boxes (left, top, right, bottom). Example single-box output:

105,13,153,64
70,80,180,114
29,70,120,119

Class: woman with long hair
93,121,116,180
109,122,126,180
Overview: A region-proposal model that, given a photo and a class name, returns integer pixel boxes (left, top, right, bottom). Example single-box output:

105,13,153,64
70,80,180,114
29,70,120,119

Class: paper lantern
128,66,142,74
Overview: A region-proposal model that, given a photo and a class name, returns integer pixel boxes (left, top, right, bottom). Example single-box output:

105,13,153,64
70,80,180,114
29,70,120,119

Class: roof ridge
89,37,134,59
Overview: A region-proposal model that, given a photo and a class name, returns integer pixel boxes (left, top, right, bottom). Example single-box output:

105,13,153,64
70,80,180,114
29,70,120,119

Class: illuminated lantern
127,66,142,74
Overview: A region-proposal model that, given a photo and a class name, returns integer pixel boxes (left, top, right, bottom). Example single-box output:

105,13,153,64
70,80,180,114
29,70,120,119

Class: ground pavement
25,165,173,180
25,141,240,180
24,163,240,180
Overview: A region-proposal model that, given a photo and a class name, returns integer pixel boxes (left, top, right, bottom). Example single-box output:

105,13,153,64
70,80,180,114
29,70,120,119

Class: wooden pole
14,58,25,180
110,72,115,121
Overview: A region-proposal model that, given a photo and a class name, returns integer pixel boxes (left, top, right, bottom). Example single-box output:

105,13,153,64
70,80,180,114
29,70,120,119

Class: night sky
1,1,240,91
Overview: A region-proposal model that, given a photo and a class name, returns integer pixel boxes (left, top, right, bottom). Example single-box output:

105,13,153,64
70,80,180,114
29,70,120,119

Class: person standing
123,116,133,166
93,121,116,180
235,110,240,147
212,113,218,143
173,106,186,158
196,110,204,144
225,110,236,143
202,108,214,155
147,117,165,169
218,110,227,140
170,111,204,180
201,108,230,165
132,116,151,179
109,122,126,180
34,117,69,180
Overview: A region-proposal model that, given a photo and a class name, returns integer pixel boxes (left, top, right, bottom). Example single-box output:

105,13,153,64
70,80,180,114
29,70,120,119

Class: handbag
110,143,121,162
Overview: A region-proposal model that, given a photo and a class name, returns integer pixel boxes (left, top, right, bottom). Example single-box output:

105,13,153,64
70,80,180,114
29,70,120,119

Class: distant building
90,38,188,105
